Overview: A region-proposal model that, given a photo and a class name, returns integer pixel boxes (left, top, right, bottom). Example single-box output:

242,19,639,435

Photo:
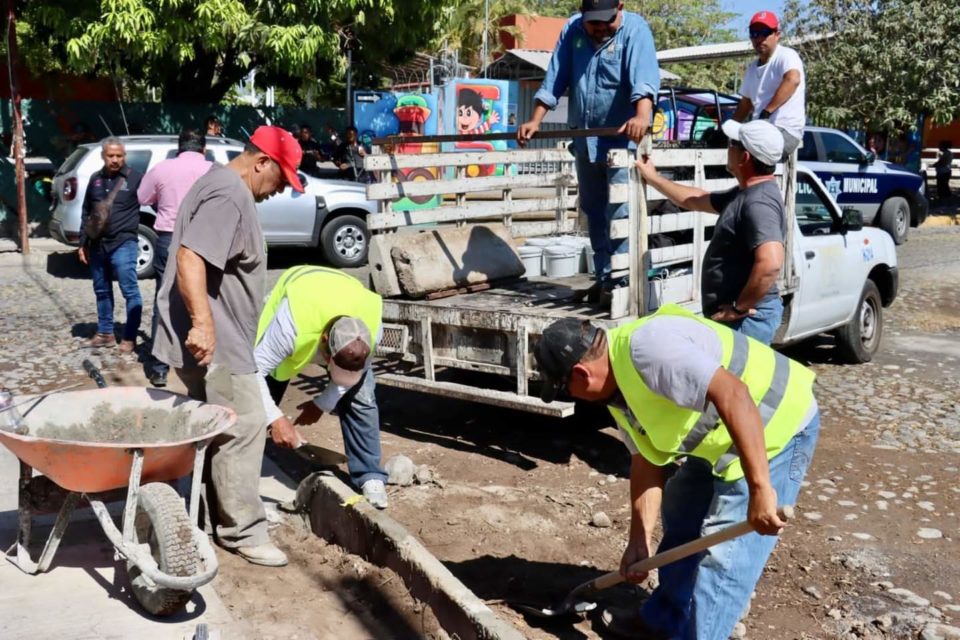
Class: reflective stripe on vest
606,303,815,481
256,265,383,381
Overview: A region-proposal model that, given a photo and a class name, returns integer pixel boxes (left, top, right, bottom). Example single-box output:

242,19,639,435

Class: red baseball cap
749,11,779,30
249,125,304,193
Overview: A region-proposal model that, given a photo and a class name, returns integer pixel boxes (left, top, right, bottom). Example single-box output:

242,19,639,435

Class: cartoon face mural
444,79,516,178
456,88,501,135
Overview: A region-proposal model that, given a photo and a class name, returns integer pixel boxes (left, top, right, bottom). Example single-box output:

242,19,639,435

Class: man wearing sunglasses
518,0,660,307
731,11,806,159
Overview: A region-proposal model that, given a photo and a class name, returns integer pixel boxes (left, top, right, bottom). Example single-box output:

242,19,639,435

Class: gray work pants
176,365,269,549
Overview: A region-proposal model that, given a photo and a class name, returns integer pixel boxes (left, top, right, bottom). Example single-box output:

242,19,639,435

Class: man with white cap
731,10,806,158
637,119,786,344
153,125,305,567
254,265,390,509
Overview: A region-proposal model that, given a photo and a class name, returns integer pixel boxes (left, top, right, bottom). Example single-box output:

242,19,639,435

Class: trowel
512,505,794,620
293,441,348,467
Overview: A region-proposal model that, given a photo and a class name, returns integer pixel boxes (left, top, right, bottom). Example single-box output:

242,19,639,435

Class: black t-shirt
298,138,322,176
80,165,144,252
701,180,785,316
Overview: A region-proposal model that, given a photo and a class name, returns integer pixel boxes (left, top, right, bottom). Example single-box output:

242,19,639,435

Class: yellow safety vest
256,265,383,381
606,304,816,481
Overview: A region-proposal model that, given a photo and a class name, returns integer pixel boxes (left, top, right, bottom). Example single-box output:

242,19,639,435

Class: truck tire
321,214,369,268
136,224,158,280
125,482,198,616
878,196,909,245
836,280,883,364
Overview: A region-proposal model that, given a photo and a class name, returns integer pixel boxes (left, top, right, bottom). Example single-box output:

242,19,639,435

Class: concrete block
303,473,525,640
390,224,524,298
369,234,403,297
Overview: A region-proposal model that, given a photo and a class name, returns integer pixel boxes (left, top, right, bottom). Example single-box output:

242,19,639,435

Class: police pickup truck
798,126,927,244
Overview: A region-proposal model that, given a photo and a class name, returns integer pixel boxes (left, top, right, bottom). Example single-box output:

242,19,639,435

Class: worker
518,0,660,307
535,305,820,639
254,265,390,509
637,119,786,345
731,10,806,159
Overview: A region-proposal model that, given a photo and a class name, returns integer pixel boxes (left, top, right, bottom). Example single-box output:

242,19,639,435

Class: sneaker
235,542,288,567
118,339,136,354
87,333,116,348
600,606,667,639
148,370,168,387
361,479,389,510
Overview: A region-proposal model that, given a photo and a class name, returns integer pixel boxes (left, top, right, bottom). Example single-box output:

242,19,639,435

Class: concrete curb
302,473,525,640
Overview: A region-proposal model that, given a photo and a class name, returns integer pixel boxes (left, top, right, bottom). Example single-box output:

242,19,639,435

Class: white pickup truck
362,136,898,417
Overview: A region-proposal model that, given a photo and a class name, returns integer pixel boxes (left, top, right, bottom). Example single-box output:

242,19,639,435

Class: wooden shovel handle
582,506,794,594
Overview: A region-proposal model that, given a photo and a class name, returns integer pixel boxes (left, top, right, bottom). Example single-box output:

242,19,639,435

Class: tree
16,0,447,104
432,0,528,70
791,0,960,133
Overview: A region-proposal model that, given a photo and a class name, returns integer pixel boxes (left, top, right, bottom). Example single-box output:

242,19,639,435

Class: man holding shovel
253,265,390,509
535,305,820,639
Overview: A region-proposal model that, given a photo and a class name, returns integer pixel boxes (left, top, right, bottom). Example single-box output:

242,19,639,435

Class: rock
803,586,823,600
803,511,823,521
934,592,953,602
385,454,416,486
414,465,434,485
873,581,895,591
920,623,960,640
729,622,747,639
918,501,936,512
837,500,858,508
828,608,843,620
591,512,612,528
887,587,931,608
876,500,889,511
852,532,874,541
918,528,944,540
879,490,898,499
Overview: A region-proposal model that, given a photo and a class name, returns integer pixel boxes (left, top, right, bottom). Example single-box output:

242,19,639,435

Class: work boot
362,479,389,510
148,370,168,388
600,606,668,639
236,542,288,567
118,339,136,354
87,333,116,348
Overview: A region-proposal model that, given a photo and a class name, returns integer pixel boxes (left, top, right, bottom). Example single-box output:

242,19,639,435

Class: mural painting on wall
353,91,440,211
443,79,515,178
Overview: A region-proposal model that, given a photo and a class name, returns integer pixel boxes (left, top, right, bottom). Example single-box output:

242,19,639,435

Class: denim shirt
535,12,660,163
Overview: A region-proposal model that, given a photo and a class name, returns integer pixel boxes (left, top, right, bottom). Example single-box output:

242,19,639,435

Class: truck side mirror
842,208,864,231
861,151,876,165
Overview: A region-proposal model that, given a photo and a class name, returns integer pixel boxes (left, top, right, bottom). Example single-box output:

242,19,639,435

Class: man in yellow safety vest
254,265,389,508
535,304,820,639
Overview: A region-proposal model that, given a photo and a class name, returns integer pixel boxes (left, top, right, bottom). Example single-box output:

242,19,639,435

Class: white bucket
585,244,595,275
519,245,544,277
543,245,579,278
524,237,554,247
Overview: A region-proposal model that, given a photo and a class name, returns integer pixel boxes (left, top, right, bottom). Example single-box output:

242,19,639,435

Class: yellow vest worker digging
606,304,815,481
256,265,383,381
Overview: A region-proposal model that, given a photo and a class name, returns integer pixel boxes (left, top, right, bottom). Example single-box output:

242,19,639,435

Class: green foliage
432,0,529,69
16,0,446,104
793,0,960,133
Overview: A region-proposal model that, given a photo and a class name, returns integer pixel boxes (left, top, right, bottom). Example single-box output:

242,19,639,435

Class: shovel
293,441,348,467
513,505,794,619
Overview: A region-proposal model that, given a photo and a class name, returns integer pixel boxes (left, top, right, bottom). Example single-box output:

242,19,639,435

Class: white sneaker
236,542,288,567
362,479,389,509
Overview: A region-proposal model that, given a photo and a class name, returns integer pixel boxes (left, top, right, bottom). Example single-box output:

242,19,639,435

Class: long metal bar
372,126,623,146
121,449,144,544
190,442,207,525
35,491,80,573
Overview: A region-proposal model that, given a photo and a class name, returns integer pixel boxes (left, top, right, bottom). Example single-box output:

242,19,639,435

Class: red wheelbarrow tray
0,387,237,494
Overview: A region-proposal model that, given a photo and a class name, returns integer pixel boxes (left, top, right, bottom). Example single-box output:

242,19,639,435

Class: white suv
49,135,375,278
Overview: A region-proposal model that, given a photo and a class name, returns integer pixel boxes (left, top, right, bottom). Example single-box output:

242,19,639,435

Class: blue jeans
88,239,142,340
722,294,784,346
151,232,173,376
640,410,820,640
266,370,387,487
575,154,629,287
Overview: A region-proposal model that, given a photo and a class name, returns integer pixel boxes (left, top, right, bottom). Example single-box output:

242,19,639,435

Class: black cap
580,0,619,22
535,318,600,403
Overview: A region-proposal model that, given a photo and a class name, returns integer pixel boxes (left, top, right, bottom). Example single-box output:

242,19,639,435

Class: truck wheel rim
335,225,365,260
895,205,908,236
860,297,877,345
138,235,154,273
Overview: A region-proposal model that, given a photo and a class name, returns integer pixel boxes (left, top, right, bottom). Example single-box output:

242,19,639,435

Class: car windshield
56,147,90,176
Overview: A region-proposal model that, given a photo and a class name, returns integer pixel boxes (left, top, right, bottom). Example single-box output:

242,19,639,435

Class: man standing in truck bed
517,0,660,306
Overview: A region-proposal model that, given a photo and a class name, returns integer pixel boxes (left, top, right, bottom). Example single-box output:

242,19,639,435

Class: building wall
499,15,567,52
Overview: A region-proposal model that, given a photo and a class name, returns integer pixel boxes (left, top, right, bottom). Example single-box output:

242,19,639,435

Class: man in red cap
731,11,806,159
153,125,303,567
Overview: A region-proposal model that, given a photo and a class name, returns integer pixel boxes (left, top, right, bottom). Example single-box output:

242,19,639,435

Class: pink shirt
137,151,213,232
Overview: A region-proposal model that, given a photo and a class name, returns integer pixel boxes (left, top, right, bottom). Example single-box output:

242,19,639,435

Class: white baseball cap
326,316,372,387
722,119,784,166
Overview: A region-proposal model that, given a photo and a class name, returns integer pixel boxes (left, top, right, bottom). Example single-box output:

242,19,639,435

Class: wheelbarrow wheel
125,482,198,616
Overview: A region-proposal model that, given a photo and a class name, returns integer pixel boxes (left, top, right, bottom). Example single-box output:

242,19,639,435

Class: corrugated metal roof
657,34,832,64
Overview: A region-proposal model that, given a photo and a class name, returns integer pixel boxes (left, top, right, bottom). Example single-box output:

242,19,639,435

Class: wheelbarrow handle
574,505,794,596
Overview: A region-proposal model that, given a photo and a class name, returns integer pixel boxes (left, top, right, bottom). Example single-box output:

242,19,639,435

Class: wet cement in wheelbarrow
36,402,216,444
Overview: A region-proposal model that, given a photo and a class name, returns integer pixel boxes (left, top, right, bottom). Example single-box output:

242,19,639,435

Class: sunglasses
749,28,776,39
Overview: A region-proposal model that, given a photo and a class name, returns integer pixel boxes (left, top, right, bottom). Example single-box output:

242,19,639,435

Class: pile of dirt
36,402,213,444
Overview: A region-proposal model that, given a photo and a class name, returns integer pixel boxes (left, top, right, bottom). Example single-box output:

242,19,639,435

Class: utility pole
345,47,353,126
6,0,28,254
482,0,490,78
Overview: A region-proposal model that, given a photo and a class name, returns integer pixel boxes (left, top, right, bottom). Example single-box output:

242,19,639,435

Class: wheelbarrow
0,381,236,616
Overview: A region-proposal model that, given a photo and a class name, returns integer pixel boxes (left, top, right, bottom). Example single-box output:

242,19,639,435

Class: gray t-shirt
701,180,785,316
152,164,266,374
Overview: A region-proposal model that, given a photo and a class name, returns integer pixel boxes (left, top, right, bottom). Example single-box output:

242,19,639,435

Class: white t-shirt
739,44,806,140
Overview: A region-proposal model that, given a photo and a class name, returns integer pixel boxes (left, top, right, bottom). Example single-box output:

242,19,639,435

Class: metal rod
36,491,80,572
372,126,624,146
189,442,207,525
121,449,144,544
1,382,84,415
